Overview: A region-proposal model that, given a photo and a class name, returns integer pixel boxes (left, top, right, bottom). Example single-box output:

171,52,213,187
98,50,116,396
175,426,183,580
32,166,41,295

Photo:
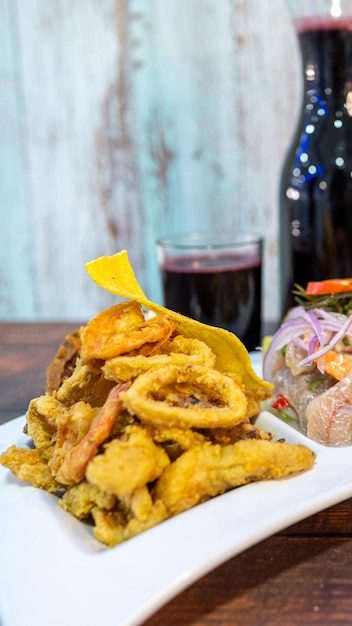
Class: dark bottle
279,5,352,315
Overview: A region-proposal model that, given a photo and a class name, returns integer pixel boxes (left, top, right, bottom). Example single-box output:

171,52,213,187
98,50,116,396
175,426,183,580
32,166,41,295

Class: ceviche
264,281,352,446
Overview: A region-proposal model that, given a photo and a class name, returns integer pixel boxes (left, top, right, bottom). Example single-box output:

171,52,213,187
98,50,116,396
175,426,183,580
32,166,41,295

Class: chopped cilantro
308,379,325,391
292,283,352,316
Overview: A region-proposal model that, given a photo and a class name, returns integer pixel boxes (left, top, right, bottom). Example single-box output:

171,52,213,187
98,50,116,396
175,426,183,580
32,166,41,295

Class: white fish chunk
306,370,352,446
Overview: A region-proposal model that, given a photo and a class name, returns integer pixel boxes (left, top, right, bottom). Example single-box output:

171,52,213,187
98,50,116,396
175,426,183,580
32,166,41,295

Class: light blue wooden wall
0,0,300,322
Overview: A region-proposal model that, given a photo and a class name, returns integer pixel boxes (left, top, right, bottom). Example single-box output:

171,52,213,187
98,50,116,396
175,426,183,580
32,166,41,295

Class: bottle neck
296,20,352,107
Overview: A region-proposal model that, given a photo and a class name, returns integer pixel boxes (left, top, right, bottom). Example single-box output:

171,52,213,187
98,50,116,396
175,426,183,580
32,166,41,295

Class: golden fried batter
60,480,116,519
46,329,81,394
49,401,99,478
86,426,170,497
91,495,168,547
54,360,115,407
0,446,61,492
53,383,127,486
121,364,248,429
26,395,67,461
202,419,273,446
80,302,176,361
155,439,316,515
152,425,206,452
0,297,315,548
103,336,216,382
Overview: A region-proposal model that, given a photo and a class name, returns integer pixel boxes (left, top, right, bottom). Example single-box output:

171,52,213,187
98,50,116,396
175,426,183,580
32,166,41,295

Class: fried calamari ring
103,335,216,382
81,301,177,361
121,364,247,429
161,335,216,366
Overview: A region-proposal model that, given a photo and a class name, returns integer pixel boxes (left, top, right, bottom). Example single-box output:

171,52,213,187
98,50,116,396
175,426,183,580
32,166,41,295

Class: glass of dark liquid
156,231,263,351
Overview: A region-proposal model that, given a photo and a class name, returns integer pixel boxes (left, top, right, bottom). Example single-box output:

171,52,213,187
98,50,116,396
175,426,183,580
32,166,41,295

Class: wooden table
1,322,352,625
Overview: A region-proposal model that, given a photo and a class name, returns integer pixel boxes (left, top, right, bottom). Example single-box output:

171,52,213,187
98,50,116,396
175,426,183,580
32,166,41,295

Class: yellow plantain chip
85,251,272,393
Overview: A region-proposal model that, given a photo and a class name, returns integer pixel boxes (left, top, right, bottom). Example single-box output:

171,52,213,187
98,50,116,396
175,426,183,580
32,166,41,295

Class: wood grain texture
0,0,300,322
0,321,80,422
144,537,352,626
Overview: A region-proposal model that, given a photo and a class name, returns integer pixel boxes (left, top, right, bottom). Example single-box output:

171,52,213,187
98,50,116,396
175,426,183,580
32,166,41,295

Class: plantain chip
85,251,272,393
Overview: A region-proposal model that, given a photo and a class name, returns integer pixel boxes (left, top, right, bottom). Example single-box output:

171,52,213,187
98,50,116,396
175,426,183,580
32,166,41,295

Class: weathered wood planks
0,0,300,322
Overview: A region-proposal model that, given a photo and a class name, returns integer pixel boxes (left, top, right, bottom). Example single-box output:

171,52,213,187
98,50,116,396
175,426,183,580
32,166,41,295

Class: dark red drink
160,253,262,351
280,16,352,314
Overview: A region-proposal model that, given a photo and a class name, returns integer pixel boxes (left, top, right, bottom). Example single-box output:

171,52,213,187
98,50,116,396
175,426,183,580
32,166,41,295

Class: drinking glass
156,231,263,351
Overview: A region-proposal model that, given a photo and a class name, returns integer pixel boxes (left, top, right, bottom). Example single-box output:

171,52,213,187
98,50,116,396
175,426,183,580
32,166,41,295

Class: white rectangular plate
1,353,352,626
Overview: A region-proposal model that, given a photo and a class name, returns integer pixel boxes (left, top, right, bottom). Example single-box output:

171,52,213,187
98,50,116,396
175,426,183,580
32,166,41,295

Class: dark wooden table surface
1,322,352,625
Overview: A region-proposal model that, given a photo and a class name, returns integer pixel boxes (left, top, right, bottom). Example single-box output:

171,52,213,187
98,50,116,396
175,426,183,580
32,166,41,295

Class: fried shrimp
53,383,128,485
121,364,248,429
81,301,176,361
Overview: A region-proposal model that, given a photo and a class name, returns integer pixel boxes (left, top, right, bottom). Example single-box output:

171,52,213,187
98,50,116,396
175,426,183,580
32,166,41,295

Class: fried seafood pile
1,300,315,547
